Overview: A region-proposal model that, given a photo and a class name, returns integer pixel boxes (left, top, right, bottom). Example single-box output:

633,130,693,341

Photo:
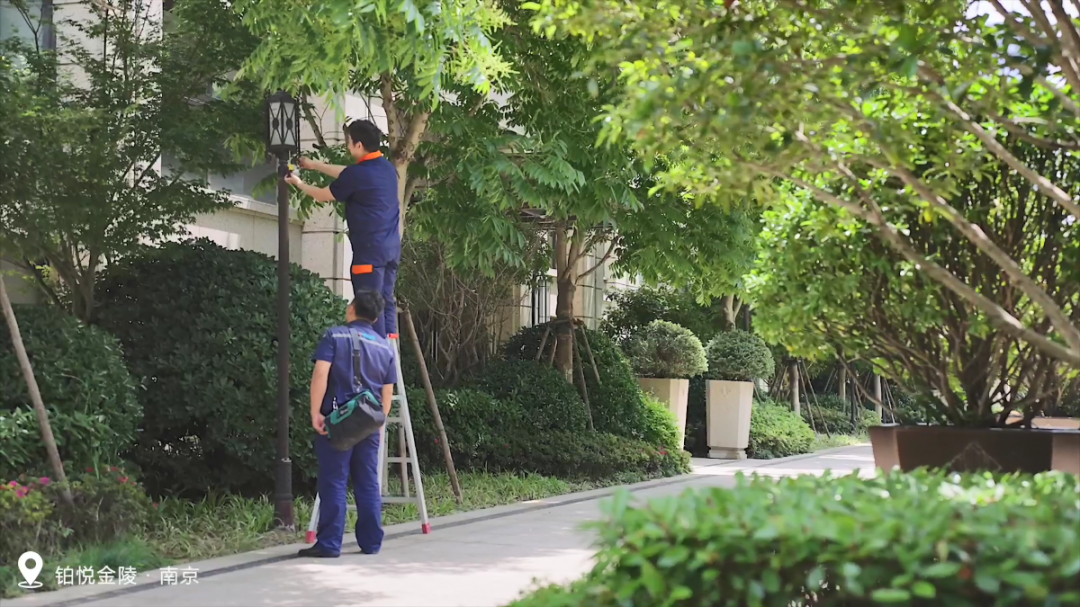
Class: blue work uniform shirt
311,320,398,417
329,151,401,266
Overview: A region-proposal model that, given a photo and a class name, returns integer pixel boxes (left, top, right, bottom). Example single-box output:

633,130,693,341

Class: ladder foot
305,531,317,544
421,523,432,534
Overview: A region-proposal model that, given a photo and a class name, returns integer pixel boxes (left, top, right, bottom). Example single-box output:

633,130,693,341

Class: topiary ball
627,320,707,379
1,305,140,480
705,330,775,382
95,239,344,497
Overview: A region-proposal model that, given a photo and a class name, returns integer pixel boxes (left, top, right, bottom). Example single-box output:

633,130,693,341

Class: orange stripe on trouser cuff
351,264,373,275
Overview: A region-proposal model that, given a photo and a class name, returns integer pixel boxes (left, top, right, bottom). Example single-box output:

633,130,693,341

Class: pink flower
119,477,129,484
110,467,118,472
152,503,159,509
87,467,94,473
39,477,51,486
7,481,17,487
15,489,27,498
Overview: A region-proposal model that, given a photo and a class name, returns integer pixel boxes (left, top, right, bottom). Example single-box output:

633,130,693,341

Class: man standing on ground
300,290,397,558
285,120,401,338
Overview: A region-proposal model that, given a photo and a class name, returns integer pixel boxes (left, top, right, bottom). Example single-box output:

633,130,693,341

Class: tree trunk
723,295,737,331
553,226,576,381
790,360,801,416
0,274,74,507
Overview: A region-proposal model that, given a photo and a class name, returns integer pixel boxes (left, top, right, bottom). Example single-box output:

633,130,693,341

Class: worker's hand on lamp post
284,173,303,187
298,157,318,171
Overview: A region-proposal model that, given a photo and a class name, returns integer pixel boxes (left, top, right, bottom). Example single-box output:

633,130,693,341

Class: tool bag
326,330,386,451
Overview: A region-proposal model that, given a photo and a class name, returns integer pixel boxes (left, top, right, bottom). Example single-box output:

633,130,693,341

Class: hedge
748,399,816,459
95,240,344,496
803,395,883,435
503,323,672,445
1,305,140,480
510,470,1080,606
464,359,589,432
399,387,691,482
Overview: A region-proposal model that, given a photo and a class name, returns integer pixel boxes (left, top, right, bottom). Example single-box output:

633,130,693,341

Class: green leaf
871,588,913,602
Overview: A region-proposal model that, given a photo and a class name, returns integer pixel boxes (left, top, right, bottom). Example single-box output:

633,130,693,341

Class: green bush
55,466,154,545
0,305,140,480
510,470,1080,607
600,285,723,349
401,387,690,481
748,399,815,459
503,323,662,444
464,360,589,432
0,477,63,566
627,320,707,379
0,466,151,567
640,394,681,452
705,330,775,382
95,240,344,496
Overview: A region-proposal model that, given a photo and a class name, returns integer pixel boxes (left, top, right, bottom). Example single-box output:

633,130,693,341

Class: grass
1,470,620,599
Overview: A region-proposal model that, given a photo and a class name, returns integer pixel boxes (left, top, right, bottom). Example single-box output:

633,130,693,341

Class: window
530,281,550,327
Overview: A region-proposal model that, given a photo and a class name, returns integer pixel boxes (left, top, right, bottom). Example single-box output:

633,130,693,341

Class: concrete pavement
9,445,875,607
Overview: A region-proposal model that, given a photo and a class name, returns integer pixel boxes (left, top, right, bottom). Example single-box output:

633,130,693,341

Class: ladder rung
386,416,403,424
385,456,414,464
382,496,422,505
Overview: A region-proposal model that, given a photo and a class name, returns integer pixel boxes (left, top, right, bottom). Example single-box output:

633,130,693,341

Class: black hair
350,290,384,322
344,120,383,154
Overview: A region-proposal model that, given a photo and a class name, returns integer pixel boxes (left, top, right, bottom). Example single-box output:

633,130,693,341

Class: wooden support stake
571,329,595,431
402,306,463,503
578,324,602,385
535,325,552,363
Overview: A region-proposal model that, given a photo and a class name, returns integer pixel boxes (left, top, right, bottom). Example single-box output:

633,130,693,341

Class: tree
748,138,1078,427
530,0,1080,368
1,0,255,320
233,0,514,232
409,5,759,380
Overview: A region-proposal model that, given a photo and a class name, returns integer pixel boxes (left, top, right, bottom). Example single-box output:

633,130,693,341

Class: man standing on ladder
300,291,397,558
285,119,400,339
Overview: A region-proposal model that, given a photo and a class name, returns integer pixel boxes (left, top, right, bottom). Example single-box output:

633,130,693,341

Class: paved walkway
14,445,875,607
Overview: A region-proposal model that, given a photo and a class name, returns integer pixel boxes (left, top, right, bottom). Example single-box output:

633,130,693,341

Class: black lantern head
266,90,300,157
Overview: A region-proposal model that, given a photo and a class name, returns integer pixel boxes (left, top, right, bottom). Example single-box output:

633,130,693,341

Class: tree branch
380,73,400,151
301,94,328,149
918,68,1080,222
745,160,1080,367
578,239,617,280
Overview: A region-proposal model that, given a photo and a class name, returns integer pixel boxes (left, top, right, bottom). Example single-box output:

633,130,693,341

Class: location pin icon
18,551,44,589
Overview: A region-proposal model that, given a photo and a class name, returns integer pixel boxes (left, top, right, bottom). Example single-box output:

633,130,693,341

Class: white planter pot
706,380,754,460
638,377,690,450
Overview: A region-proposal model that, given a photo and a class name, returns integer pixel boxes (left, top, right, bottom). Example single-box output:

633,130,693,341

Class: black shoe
359,549,380,556
298,545,340,558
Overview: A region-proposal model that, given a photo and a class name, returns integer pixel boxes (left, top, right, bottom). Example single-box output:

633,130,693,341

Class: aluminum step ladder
306,336,430,543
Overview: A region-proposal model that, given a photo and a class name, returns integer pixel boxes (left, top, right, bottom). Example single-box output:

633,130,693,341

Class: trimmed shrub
748,399,815,459
0,477,63,567
464,360,589,432
640,394,681,452
503,323,659,443
600,285,723,349
510,470,1080,606
401,387,691,481
0,305,140,480
705,330,775,382
95,240,344,496
627,320,707,379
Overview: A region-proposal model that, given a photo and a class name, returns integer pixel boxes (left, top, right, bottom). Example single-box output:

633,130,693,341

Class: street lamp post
266,90,300,529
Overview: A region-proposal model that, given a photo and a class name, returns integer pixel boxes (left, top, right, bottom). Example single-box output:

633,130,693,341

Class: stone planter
706,379,754,460
638,377,690,450
869,425,1080,475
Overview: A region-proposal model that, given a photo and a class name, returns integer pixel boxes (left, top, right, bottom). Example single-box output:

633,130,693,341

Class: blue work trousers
313,431,383,555
350,259,399,338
